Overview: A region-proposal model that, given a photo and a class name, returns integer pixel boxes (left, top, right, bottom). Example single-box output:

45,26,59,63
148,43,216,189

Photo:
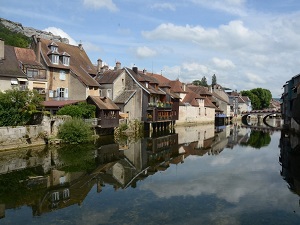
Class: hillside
0,18,69,47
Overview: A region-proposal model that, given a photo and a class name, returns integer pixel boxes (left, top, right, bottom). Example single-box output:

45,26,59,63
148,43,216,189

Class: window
62,56,70,66
52,192,60,201
27,69,38,78
99,89,103,96
51,54,59,64
199,108,201,115
63,189,70,199
57,88,68,98
107,89,111,98
50,46,58,52
60,70,66,80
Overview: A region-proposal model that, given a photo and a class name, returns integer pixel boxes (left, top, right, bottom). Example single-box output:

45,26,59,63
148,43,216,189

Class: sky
1,0,300,97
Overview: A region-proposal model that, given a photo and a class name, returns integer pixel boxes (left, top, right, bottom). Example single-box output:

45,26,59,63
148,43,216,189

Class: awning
17,78,28,82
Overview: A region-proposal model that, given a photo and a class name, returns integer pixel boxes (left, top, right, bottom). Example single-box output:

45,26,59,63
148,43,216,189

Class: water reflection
279,131,300,201
1,123,300,224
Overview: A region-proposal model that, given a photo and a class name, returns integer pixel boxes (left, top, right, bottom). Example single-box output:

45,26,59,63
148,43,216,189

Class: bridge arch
262,113,279,128
241,114,251,126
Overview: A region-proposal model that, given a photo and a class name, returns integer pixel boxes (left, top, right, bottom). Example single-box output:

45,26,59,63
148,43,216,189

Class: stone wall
0,116,69,151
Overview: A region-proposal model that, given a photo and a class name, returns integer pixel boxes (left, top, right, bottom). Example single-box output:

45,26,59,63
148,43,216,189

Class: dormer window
61,52,70,66
48,42,58,52
50,54,59,64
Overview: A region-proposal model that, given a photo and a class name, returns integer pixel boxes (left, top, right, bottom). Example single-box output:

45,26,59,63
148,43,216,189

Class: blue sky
1,0,300,97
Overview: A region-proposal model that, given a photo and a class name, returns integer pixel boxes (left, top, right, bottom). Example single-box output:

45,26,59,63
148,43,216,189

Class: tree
201,76,208,87
212,74,217,86
56,102,96,119
0,89,43,126
192,80,201,86
240,88,272,110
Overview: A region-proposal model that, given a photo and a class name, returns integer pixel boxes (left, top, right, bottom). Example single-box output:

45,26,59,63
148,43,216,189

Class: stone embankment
0,116,68,151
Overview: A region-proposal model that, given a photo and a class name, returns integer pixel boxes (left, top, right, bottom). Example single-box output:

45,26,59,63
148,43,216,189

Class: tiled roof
42,100,83,107
182,91,204,106
39,38,100,87
0,45,27,78
146,73,171,87
14,47,45,70
95,69,124,84
169,80,188,93
187,85,212,96
204,97,220,110
114,90,136,104
88,96,120,110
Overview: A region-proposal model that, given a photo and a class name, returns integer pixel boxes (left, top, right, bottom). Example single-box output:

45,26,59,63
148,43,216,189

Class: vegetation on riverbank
57,117,94,144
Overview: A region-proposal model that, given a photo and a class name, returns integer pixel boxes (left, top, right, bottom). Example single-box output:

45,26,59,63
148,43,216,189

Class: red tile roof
39,38,100,87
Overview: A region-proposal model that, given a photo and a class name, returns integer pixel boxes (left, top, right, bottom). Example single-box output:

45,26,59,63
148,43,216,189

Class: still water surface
0,122,300,225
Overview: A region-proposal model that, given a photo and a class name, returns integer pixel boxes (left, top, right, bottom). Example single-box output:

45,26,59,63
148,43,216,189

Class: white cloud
43,27,77,45
151,3,176,11
83,0,118,12
136,46,157,58
212,57,235,70
189,0,246,16
245,72,266,84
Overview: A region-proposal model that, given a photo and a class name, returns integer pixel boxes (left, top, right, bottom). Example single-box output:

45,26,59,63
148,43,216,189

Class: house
86,96,119,129
14,46,47,99
0,39,28,92
95,63,180,131
281,74,300,131
32,36,100,103
226,90,252,116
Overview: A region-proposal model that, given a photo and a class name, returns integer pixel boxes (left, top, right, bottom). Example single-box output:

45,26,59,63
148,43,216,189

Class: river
0,120,299,225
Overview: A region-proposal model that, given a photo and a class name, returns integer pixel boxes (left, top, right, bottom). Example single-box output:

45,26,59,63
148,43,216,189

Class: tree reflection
240,130,271,149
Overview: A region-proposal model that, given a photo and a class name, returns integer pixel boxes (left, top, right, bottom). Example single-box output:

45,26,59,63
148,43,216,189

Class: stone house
226,91,252,115
31,36,100,104
0,39,28,92
14,46,47,99
281,73,300,131
95,63,180,130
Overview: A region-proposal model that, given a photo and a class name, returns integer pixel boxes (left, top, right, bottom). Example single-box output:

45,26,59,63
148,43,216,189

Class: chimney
143,69,147,74
132,66,138,74
97,59,103,73
36,37,41,63
0,39,4,60
115,61,121,70
78,43,83,50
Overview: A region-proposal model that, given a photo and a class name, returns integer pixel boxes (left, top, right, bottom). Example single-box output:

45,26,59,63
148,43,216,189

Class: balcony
148,102,173,109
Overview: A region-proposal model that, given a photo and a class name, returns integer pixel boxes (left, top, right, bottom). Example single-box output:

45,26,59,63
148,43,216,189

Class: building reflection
0,124,255,219
279,131,300,201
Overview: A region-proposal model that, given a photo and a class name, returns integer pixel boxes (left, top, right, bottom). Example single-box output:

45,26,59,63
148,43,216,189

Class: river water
0,120,300,225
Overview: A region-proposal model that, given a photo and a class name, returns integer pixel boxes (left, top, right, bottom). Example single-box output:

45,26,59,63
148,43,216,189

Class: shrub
57,118,93,143
56,102,96,119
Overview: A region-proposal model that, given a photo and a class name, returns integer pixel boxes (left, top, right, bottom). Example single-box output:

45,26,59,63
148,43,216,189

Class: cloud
245,72,266,84
212,57,235,70
151,3,176,11
189,0,246,16
83,0,118,12
135,46,157,58
43,27,77,45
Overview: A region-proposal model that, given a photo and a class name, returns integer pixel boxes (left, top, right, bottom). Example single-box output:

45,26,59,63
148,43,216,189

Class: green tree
56,102,96,118
201,76,208,87
192,80,201,86
57,117,94,143
0,89,43,126
212,74,217,86
241,88,272,110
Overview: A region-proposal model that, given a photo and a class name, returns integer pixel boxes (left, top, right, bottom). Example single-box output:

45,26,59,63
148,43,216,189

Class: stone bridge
241,109,282,128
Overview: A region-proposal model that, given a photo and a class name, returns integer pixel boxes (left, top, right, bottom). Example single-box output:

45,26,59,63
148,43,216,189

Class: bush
56,102,96,119
57,118,94,143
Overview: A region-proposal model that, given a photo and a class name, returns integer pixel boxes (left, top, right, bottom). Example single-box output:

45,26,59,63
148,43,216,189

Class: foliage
0,89,43,126
241,88,272,110
212,74,217,86
56,102,96,118
57,144,97,172
192,76,208,87
57,117,94,143
0,23,31,48
240,130,271,149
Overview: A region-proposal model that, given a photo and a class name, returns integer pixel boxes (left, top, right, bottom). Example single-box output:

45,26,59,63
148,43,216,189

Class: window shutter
65,88,68,98
57,87,60,98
